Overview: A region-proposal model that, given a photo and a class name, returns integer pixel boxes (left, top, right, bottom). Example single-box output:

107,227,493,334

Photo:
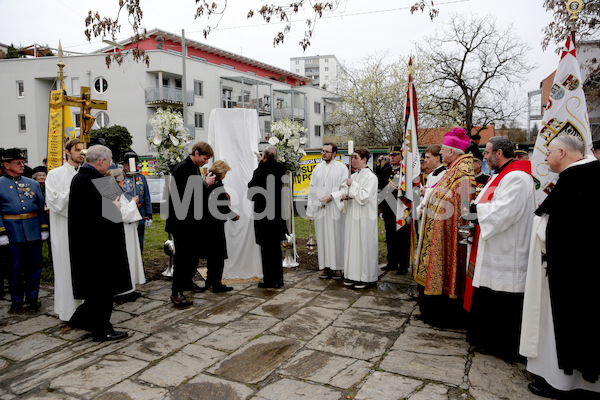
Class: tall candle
129,158,136,172
348,140,354,156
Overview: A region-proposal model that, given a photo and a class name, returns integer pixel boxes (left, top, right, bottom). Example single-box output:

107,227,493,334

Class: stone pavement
0,267,548,400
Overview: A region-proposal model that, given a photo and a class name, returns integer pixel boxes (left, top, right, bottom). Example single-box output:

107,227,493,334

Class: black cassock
535,158,600,383
68,164,131,335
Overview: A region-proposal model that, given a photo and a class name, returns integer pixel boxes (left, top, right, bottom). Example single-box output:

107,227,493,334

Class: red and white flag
397,62,421,229
530,35,593,204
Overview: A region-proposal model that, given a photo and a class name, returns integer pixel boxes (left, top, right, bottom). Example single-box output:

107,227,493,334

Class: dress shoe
171,292,193,308
331,271,344,280
212,285,233,293
528,380,561,399
185,283,207,293
27,299,42,311
115,291,141,304
318,268,333,279
93,330,129,342
9,302,23,313
257,282,281,289
343,279,356,287
396,267,408,275
353,282,374,289
381,264,398,271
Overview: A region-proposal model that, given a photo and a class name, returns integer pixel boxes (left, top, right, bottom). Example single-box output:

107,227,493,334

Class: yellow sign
293,154,322,197
47,90,65,171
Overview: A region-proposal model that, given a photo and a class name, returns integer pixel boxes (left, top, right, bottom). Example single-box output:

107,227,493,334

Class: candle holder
458,223,474,245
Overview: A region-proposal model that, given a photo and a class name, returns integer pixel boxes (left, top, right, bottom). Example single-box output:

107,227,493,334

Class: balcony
273,107,305,121
145,86,194,106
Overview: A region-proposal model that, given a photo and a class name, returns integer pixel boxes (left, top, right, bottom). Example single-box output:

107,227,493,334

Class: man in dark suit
248,145,287,288
68,145,130,342
165,142,216,307
466,134,483,161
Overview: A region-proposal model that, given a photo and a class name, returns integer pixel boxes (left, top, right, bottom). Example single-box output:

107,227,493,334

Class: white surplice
334,167,379,283
473,170,535,292
306,160,348,271
119,194,145,295
45,163,82,321
521,216,600,393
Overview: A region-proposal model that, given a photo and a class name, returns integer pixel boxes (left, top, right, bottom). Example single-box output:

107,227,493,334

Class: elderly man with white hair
521,134,600,397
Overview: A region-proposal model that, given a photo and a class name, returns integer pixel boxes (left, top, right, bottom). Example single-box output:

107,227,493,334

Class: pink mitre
442,127,470,152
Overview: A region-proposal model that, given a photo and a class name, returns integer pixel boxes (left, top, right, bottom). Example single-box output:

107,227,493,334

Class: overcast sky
1,0,567,126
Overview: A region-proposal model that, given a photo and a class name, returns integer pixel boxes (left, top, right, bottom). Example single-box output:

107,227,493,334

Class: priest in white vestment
45,139,84,321
467,137,535,360
306,142,347,280
334,147,378,289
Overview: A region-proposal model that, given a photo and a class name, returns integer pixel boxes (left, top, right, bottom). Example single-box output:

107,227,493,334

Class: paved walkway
0,267,547,400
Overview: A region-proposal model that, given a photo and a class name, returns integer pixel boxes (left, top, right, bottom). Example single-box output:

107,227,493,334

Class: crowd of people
1,130,599,397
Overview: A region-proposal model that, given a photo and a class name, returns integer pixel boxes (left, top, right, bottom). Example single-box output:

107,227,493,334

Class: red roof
418,126,496,145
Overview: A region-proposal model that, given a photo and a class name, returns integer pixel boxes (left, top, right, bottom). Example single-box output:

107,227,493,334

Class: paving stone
0,333,65,362
0,358,8,372
202,314,279,351
280,349,371,389
391,325,469,356
379,349,466,386
0,332,19,346
307,326,390,360
95,379,168,400
468,353,538,400
117,302,198,334
138,343,225,387
333,307,407,335
18,390,79,399
309,290,360,310
294,274,339,291
270,306,342,341
2,315,62,336
351,295,415,314
209,335,303,384
49,354,147,397
254,378,340,400
193,295,266,325
408,383,449,400
354,371,422,400
114,297,163,315
121,319,218,361
375,281,416,299
46,324,89,341
250,288,320,319
178,373,255,400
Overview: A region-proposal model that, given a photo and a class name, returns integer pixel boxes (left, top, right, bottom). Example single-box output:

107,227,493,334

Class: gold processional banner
47,90,65,172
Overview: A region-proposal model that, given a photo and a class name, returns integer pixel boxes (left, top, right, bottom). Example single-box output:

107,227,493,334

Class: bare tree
84,1,439,67
542,0,600,51
416,14,533,136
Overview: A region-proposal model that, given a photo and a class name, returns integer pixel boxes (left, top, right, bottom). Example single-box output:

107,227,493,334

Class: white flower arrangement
148,108,189,176
268,119,308,172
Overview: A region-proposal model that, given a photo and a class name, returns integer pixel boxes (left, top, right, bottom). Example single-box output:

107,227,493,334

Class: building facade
0,29,338,165
290,55,342,90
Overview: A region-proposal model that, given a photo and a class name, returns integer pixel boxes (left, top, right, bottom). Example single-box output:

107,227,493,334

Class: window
194,80,203,97
94,77,108,93
222,88,233,108
175,79,182,89
314,102,321,114
305,59,312,64
296,69,299,73
95,111,110,128
74,112,81,128
71,77,79,95
325,67,329,72
18,115,26,132
265,120,271,133
163,78,169,87
325,58,329,63
16,81,24,98
295,60,299,65
194,113,204,128
314,125,321,137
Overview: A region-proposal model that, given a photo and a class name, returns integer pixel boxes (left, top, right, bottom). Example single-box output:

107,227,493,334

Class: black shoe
257,282,281,289
528,380,561,398
9,302,23,313
381,265,398,271
212,285,233,293
396,267,408,275
93,330,129,342
318,268,333,279
26,299,42,311
331,271,344,280
171,292,193,308
185,283,207,293
115,291,141,305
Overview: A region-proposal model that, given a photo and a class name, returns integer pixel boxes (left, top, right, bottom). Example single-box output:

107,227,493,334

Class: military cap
122,150,140,164
471,134,481,140
1,148,25,162
388,145,402,155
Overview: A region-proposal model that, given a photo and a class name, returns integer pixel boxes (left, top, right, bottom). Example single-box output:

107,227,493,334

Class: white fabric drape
207,108,263,279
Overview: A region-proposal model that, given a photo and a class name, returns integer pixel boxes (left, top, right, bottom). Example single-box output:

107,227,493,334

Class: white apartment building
290,55,342,90
0,29,339,165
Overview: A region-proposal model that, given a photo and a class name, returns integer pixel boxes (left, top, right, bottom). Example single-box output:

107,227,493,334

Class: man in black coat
376,145,410,275
248,146,287,288
466,134,483,161
165,142,216,307
525,134,600,397
68,145,130,342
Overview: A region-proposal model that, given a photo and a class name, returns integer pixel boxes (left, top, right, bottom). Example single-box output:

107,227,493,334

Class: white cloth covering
45,162,82,321
118,194,145,295
473,169,535,292
306,160,347,271
334,167,378,283
521,215,600,393
207,108,262,279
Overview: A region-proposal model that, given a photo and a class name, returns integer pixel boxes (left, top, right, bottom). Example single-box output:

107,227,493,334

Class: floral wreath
268,119,308,172
148,108,189,176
